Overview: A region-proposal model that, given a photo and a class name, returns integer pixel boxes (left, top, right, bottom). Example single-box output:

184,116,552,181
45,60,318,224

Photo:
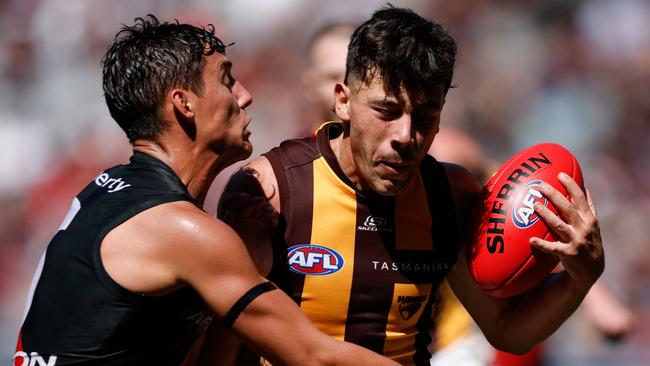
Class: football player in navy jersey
14,14,399,366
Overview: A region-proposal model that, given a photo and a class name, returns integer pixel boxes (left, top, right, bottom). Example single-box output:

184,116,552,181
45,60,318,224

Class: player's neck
330,134,365,191
133,140,225,206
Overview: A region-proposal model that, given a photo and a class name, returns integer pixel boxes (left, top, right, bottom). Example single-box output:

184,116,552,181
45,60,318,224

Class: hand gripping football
468,143,584,298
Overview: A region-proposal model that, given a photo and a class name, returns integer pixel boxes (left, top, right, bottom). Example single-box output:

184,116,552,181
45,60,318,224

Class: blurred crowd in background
1,0,649,364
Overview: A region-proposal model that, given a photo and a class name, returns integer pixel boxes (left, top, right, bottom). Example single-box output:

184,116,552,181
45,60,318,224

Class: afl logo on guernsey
287,244,344,276
512,180,548,229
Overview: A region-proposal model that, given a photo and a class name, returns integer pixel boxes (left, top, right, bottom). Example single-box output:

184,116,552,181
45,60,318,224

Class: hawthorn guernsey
469,143,584,298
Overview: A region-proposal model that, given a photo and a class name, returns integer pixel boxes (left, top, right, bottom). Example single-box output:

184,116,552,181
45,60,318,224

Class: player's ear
171,89,195,119
334,82,350,121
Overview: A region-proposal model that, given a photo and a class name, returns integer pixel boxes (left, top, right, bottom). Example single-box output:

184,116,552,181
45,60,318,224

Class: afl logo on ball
287,244,344,276
512,180,548,229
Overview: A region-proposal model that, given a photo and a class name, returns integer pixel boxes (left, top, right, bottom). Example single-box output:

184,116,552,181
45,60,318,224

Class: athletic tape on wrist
222,281,278,328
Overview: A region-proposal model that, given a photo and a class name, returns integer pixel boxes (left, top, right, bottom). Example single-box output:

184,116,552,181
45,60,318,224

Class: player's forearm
251,320,400,366
238,328,399,366
318,339,400,366
485,271,590,354
229,289,398,366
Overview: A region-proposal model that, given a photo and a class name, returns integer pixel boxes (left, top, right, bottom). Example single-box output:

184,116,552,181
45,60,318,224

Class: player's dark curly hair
345,5,457,102
102,14,228,142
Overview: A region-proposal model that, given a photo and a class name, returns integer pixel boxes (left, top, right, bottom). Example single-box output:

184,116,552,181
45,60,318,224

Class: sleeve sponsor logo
287,244,344,276
512,180,548,229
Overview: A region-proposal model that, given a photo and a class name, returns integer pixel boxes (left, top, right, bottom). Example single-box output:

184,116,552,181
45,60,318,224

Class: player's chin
372,177,409,196
376,171,415,195
239,142,253,159
228,141,253,162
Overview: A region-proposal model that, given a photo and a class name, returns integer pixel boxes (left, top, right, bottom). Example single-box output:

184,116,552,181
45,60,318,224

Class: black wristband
222,281,278,328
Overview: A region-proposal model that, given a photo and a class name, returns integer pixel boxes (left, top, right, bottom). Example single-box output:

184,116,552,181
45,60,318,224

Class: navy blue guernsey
15,152,212,366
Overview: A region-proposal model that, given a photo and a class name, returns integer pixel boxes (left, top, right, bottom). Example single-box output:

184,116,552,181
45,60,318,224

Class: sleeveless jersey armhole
92,194,191,301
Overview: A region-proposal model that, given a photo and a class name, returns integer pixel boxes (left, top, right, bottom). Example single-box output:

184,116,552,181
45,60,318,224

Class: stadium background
1,0,648,364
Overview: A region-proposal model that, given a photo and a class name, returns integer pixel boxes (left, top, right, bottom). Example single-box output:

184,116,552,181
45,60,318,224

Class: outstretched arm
192,220,398,366
104,200,397,366
444,165,604,354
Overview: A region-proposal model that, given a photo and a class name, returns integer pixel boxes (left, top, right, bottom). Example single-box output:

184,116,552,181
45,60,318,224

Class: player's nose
233,81,252,109
391,115,415,149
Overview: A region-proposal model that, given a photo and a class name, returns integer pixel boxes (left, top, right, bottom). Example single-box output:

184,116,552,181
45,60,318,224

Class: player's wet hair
345,5,457,103
102,14,228,142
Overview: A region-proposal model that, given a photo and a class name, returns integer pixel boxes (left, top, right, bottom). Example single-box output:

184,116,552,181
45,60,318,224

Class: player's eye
223,74,235,90
374,107,401,120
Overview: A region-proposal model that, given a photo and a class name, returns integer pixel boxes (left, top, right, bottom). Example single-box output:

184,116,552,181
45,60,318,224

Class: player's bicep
175,215,268,318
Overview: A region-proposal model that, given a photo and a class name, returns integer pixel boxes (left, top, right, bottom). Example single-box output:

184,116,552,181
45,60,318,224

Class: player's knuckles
549,243,570,256
561,243,579,256
574,218,597,239
582,215,598,232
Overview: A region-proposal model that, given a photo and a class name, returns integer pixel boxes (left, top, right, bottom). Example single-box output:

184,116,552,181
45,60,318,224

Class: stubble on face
341,77,443,196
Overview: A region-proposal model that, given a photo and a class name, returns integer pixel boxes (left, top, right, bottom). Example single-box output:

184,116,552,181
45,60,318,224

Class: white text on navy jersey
94,172,131,193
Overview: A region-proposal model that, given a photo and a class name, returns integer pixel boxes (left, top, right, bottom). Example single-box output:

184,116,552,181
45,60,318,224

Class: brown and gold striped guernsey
265,122,458,365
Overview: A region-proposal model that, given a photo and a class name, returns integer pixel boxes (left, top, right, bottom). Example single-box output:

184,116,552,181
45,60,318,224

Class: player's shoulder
434,162,482,220
236,156,275,187
440,162,481,195
224,156,280,211
142,201,241,249
102,200,247,294
421,156,480,195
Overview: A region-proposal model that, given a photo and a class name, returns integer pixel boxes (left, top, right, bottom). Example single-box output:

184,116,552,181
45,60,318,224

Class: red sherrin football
468,143,584,298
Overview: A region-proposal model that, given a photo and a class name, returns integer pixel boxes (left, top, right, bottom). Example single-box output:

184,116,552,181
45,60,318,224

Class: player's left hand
529,172,604,290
